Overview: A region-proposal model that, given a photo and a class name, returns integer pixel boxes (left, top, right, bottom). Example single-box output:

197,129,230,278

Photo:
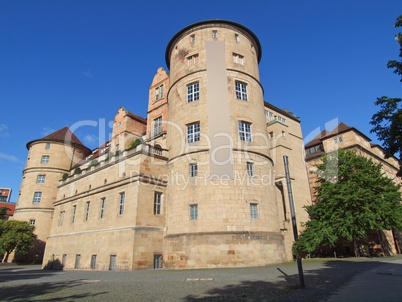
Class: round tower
164,20,286,268
13,127,90,261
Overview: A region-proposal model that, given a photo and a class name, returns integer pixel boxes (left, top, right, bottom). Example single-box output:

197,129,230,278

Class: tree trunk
3,251,10,263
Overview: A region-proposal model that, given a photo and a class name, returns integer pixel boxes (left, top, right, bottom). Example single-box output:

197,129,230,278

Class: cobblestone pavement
1,256,402,301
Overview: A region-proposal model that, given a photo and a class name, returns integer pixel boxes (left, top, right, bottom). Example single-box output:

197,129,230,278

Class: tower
163,20,288,268
13,127,90,261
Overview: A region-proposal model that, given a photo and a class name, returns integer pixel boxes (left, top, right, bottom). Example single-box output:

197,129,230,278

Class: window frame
29,219,36,226
238,121,252,142
72,205,77,223
250,203,258,219
186,122,201,143
247,162,254,177
118,192,125,216
36,174,46,184
32,192,42,204
190,204,198,220
154,192,162,215
41,155,50,164
235,81,248,101
100,197,105,219
152,116,163,137
187,82,200,103
190,162,198,177
85,201,90,221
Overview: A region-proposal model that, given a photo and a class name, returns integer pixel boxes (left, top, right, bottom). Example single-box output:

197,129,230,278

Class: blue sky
1,0,401,202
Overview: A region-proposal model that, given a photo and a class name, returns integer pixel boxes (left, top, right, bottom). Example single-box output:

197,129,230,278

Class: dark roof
304,122,371,147
305,130,329,148
27,127,91,154
127,111,147,124
264,101,301,122
165,19,262,69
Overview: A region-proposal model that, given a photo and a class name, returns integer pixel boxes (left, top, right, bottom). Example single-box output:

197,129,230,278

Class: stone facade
15,20,312,270
305,122,402,255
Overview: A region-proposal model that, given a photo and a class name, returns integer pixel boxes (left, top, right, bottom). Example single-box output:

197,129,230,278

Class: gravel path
1,256,401,301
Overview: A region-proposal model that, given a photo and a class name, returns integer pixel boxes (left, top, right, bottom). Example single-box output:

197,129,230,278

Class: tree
293,149,402,256
0,207,8,220
370,15,402,176
0,220,36,263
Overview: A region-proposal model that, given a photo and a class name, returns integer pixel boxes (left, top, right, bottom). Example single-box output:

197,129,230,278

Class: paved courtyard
1,256,402,301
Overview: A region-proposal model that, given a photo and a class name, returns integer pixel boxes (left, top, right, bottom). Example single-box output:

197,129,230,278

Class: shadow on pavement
183,259,395,301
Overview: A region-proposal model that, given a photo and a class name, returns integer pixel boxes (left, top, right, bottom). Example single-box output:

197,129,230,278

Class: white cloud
0,153,20,163
0,124,9,137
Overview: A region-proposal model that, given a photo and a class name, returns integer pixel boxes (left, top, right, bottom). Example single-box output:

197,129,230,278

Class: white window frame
45,143,50,150
33,192,42,204
36,174,46,184
235,81,248,101
154,192,162,215
190,163,198,177
41,155,50,164
233,53,244,65
238,121,252,142
187,122,200,143
247,162,254,177
29,219,36,226
250,203,258,219
118,192,125,216
187,82,199,102
190,204,198,220
152,116,163,137
155,84,164,101
187,54,199,66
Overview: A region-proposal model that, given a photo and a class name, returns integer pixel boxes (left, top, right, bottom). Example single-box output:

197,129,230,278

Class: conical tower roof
26,127,91,154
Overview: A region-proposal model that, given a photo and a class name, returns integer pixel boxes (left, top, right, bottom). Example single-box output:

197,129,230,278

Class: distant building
0,188,12,203
305,122,402,256
14,20,312,270
0,202,15,220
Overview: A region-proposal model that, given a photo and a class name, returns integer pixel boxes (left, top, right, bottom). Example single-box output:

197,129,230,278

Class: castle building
305,122,402,255
14,20,312,270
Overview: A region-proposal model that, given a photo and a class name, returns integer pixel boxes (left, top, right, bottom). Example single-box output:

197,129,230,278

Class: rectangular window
45,143,50,150
235,81,248,101
85,201,90,221
155,84,164,101
247,162,254,177
186,122,200,143
72,205,77,223
190,163,198,177
250,203,258,219
29,219,35,226
33,192,42,204
190,204,198,220
152,116,163,137
233,53,244,65
119,192,125,215
91,255,97,270
235,33,240,42
187,82,199,102
190,34,195,43
36,175,46,183
100,198,105,219
212,30,218,39
58,210,65,226
154,192,162,215
75,254,81,269
238,121,252,142
62,254,67,267
187,54,199,66
41,155,50,164
154,254,163,269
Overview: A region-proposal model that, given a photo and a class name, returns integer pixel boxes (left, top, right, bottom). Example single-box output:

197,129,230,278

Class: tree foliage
0,220,37,262
370,15,402,176
0,207,8,220
293,149,402,256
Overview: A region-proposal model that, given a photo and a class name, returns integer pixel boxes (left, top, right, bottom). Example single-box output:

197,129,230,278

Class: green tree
0,207,8,220
293,149,402,256
0,220,37,263
370,15,402,176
